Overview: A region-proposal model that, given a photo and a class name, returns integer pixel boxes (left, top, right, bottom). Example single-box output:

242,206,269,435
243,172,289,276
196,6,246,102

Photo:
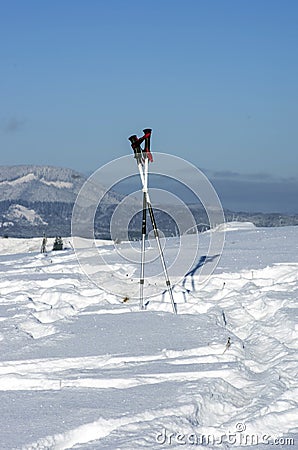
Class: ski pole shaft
146,198,177,314
139,190,147,310
139,157,149,310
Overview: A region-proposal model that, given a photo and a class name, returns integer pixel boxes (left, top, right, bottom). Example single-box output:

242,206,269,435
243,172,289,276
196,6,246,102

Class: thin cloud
1,116,26,133
212,170,274,181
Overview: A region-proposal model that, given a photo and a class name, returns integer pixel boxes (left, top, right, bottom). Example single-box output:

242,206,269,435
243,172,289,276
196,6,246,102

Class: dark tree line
0,199,298,239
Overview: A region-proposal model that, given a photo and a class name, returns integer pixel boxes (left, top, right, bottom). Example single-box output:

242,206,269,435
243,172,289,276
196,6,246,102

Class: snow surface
0,224,297,449
0,173,37,186
0,173,73,190
40,179,73,189
4,204,48,225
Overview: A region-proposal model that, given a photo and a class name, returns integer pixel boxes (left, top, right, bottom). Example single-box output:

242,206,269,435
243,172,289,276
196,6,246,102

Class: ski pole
128,130,177,314
129,130,153,162
142,128,153,162
129,134,147,309
141,129,177,313
128,134,143,165
139,186,147,309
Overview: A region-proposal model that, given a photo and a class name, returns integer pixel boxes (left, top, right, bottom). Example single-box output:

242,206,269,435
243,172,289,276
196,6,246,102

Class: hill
0,165,85,202
0,165,123,238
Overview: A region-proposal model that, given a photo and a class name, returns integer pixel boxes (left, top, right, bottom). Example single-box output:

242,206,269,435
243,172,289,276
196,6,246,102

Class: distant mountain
0,165,89,203
0,165,297,239
0,165,124,238
4,204,48,226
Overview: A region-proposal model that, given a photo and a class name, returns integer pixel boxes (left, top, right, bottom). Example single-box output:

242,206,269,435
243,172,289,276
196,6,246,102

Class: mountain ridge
0,164,135,238
0,164,297,238
0,165,86,203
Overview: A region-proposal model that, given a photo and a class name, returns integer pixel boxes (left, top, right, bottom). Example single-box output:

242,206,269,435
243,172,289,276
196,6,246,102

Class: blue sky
1,0,298,211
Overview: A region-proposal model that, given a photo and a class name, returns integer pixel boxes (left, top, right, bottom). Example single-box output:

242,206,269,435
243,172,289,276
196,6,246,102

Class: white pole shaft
137,159,177,314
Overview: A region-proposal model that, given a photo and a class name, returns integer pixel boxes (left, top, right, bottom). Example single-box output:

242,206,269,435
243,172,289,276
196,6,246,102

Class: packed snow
40,179,73,189
0,173,73,190
0,173,37,186
0,224,297,449
4,204,48,225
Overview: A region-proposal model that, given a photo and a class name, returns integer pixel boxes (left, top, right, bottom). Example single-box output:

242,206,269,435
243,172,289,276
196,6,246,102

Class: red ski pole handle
129,129,153,163
142,128,153,162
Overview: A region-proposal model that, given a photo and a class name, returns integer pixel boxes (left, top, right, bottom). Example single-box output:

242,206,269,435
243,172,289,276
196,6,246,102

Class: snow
0,173,36,186
0,173,73,189
0,224,297,449
40,178,73,189
213,221,257,232
4,204,48,225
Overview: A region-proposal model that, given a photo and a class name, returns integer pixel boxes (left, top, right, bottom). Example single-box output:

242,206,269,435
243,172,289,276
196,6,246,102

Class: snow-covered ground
0,224,297,449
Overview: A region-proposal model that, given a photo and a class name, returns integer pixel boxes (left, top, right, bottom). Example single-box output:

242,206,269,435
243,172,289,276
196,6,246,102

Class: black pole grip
128,135,143,162
129,129,153,163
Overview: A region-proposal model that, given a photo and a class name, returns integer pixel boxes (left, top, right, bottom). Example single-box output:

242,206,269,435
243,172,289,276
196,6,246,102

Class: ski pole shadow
145,254,220,310
182,254,220,291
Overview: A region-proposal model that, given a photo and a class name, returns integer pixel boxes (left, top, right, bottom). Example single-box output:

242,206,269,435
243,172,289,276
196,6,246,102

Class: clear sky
1,0,298,181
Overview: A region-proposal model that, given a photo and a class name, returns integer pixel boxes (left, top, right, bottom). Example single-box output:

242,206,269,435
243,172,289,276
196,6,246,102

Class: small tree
52,236,63,251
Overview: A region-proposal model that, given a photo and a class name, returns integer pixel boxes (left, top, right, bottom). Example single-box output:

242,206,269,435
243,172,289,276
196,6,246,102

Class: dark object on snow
41,234,47,253
222,310,227,326
52,236,63,251
223,337,231,354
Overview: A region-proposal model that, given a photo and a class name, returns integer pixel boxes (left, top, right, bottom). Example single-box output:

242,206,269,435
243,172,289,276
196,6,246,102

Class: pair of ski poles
128,129,177,314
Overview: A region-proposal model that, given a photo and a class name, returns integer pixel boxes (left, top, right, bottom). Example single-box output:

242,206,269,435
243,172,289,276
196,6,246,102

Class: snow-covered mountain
0,165,90,203
0,165,124,237
3,203,47,225
1,165,297,239
0,224,297,448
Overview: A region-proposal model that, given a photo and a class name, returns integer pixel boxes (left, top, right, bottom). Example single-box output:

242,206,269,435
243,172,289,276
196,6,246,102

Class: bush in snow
52,236,63,251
